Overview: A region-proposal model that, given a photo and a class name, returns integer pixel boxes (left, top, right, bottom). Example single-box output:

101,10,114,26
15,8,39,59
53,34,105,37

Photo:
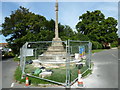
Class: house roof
0,43,8,47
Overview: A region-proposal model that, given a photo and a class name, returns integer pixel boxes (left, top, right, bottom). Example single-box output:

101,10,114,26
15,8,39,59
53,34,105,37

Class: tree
2,6,54,54
60,25,75,40
2,6,75,54
73,32,89,41
76,10,118,44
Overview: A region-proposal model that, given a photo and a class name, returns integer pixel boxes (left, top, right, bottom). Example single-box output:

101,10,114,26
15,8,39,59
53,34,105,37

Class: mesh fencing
20,40,92,87
68,40,92,85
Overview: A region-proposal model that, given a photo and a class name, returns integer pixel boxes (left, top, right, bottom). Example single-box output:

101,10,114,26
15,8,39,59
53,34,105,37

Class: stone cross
55,0,59,39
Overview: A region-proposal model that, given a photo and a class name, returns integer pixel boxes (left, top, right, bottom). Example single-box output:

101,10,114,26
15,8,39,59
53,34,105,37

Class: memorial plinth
38,38,66,61
45,38,65,54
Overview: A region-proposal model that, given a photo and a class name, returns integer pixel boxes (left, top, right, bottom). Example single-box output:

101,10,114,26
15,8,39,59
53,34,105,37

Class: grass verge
14,63,92,86
14,66,54,85
92,49,105,53
82,62,94,78
13,56,20,61
14,56,35,61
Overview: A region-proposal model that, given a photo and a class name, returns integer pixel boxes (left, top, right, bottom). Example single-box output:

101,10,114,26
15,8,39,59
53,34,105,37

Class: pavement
2,58,18,88
71,48,118,88
1,48,118,88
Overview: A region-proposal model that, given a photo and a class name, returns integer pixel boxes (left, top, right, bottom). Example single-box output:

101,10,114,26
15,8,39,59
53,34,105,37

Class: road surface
2,58,19,88
72,48,118,88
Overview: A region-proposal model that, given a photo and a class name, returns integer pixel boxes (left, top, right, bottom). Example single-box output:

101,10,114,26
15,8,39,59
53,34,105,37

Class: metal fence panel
20,41,68,86
67,40,92,86
20,40,92,87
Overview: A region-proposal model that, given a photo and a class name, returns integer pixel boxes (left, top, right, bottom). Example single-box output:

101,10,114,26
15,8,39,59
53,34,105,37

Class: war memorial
19,0,92,88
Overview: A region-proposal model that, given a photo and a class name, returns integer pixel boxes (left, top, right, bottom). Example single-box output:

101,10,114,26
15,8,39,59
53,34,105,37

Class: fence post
20,48,22,69
65,40,71,88
35,48,37,59
21,42,28,79
88,41,92,68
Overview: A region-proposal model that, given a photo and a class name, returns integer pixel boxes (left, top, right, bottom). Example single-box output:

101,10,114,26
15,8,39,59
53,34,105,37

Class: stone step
44,51,66,55
38,55,66,60
47,46,65,51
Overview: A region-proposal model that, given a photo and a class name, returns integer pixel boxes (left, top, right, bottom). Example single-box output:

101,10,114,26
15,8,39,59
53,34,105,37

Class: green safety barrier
34,68,42,75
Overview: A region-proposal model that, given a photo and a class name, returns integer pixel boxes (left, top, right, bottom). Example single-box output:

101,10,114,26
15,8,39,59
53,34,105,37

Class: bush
111,41,118,47
13,56,20,61
91,41,103,49
8,52,15,56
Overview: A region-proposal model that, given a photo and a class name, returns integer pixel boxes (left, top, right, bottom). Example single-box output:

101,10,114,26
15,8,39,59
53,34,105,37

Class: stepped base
38,38,67,61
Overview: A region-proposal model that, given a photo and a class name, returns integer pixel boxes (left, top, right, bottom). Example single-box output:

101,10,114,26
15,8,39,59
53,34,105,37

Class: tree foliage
2,7,118,54
2,6,75,54
2,6,52,54
76,10,118,44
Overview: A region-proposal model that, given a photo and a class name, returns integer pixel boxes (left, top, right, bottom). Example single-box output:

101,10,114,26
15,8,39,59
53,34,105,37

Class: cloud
17,2,29,7
94,2,118,19
0,35,6,43
59,2,118,31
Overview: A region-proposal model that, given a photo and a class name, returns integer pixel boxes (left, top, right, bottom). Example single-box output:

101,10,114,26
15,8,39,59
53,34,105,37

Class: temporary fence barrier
20,40,92,88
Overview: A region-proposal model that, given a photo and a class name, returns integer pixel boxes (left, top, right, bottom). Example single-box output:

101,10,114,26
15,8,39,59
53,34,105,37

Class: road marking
11,83,14,87
112,54,117,58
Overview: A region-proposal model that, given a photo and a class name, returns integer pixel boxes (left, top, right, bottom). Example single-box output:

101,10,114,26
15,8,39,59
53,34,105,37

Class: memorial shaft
55,0,59,38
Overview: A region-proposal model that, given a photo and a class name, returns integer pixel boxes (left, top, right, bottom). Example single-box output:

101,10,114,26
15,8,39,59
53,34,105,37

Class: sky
0,0,120,43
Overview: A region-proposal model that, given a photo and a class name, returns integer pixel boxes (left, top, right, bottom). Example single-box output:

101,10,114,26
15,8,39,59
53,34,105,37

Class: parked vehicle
103,43,111,49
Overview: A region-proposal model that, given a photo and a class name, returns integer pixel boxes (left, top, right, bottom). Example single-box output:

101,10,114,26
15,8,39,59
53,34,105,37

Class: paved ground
1,58,65,88
72,48,118,88
2,58,18,88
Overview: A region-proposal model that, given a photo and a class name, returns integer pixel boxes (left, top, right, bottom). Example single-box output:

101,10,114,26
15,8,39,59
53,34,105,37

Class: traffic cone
78,69,83,87
25,77,29,87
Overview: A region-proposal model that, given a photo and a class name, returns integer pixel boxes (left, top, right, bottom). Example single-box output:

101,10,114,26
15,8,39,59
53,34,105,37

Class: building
0,43,8,50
